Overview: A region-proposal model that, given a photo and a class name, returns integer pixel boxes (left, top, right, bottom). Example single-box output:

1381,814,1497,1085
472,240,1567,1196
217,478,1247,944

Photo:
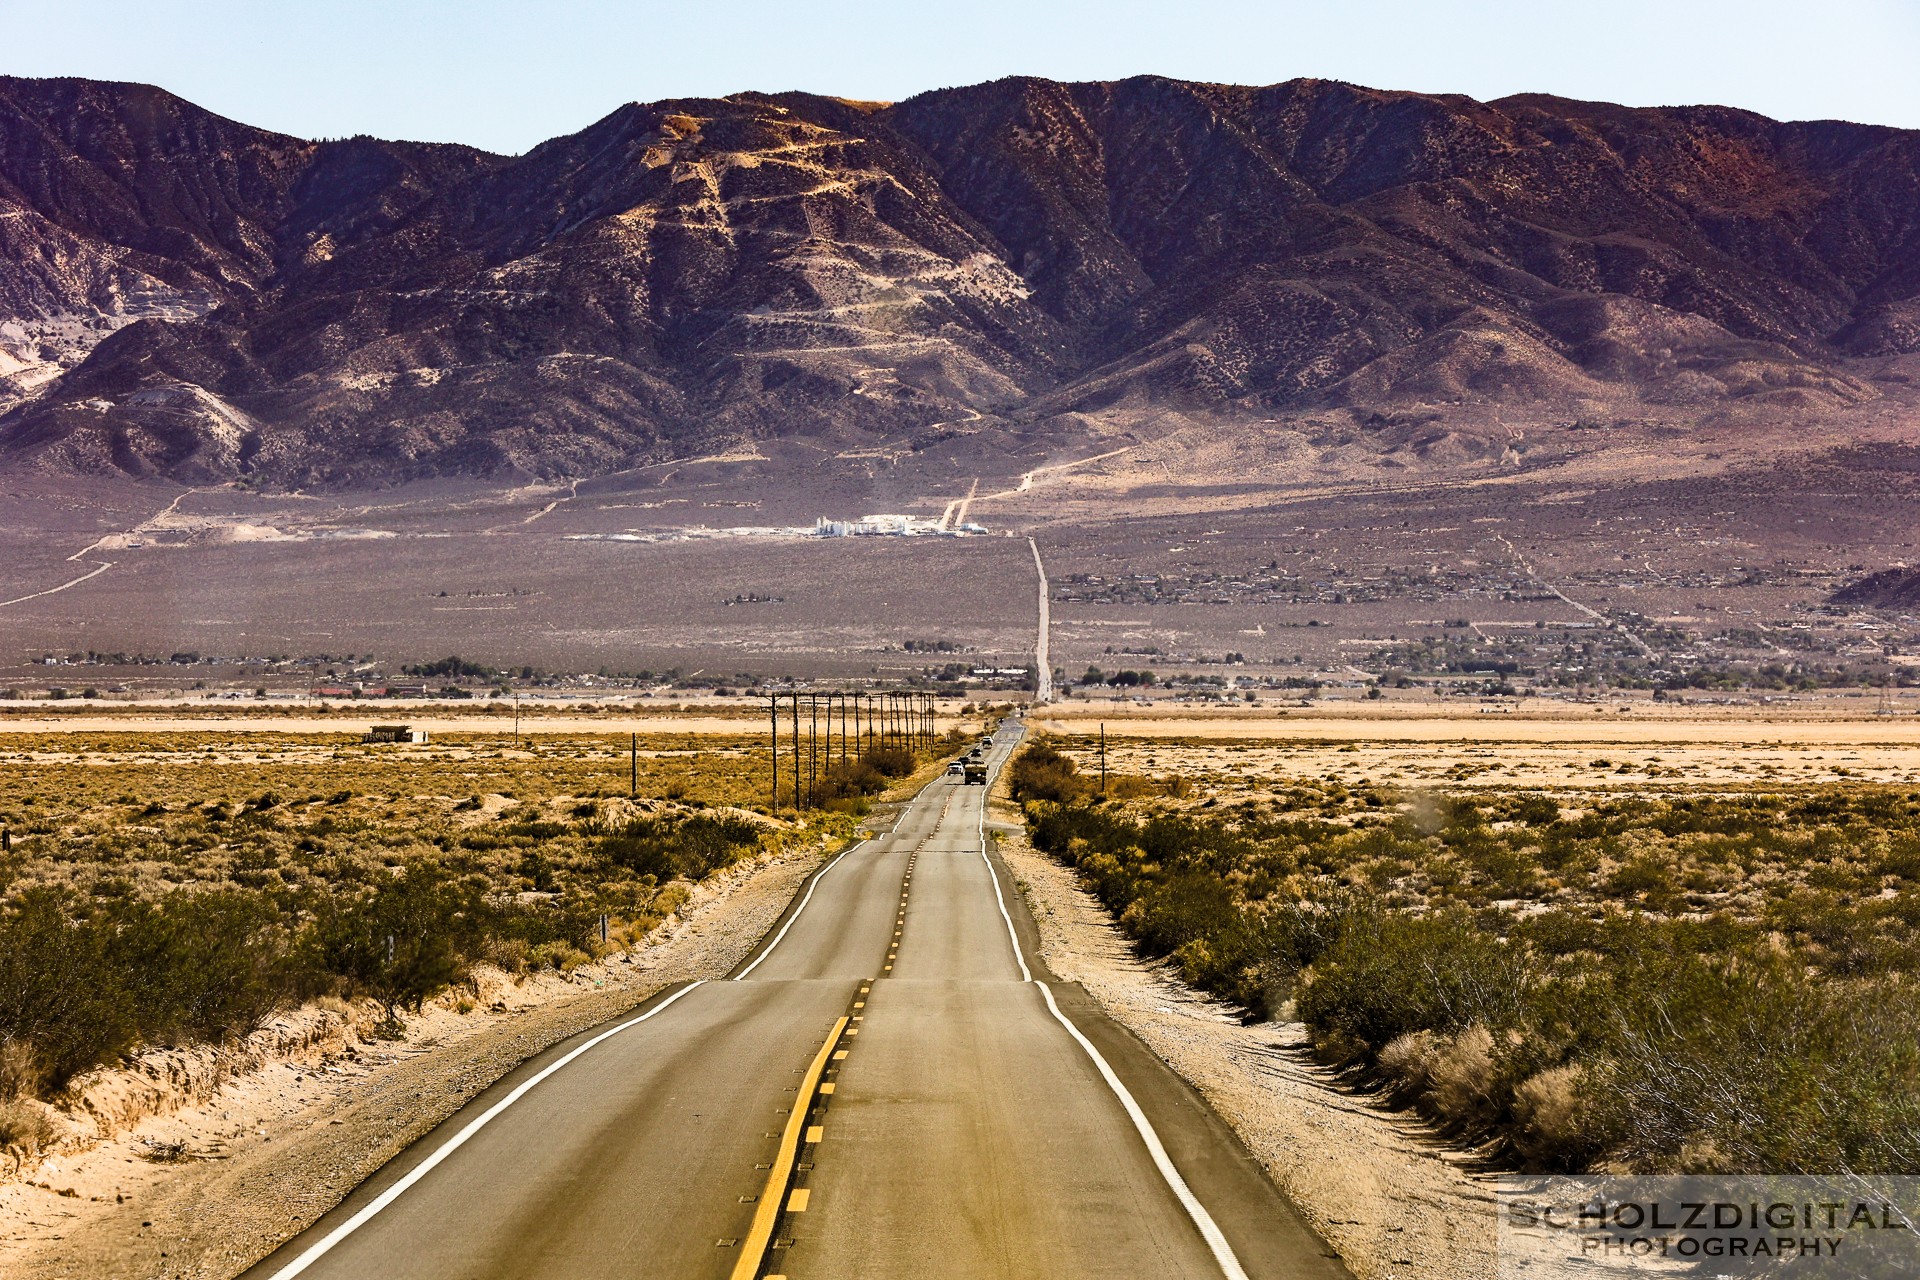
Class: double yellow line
729,1013,851,1280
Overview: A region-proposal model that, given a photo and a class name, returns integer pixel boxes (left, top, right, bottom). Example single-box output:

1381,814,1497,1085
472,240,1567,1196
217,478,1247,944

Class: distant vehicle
946,762,965,777
963,762,988,785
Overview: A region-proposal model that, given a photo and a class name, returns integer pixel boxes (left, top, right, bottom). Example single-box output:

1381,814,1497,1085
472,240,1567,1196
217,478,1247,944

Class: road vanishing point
244,724,1351,1280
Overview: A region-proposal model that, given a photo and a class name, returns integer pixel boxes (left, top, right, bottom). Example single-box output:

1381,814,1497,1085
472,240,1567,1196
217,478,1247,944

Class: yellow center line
728,1014,849,1280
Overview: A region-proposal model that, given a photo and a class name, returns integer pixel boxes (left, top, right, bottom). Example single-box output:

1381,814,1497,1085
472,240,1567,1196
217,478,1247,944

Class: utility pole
790,692,801,810
1100,722,1107,796
630,732,638,798
769,696,779,809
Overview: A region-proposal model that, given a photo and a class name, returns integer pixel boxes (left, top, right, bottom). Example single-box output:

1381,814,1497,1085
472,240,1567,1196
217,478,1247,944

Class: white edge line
1035,981,1252,1280
983,726,1248,1280
733,838,864,979
264,978,705,1279
975,754,1032,983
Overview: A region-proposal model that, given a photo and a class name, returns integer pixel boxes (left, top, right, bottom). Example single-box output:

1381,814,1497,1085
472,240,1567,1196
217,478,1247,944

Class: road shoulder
997,824,1498,1280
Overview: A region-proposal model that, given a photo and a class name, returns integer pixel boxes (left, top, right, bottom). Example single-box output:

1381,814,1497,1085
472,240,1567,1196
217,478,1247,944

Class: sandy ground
0,714,768,736
1053,737,1920,792
1030,709,1920,792
0,710,990,736
993,812,1499,1280
0,840,826,1280
1036,705,1920,743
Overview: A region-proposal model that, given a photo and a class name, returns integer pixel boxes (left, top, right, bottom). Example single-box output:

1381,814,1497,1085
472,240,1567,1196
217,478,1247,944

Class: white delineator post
1029,536,1052,703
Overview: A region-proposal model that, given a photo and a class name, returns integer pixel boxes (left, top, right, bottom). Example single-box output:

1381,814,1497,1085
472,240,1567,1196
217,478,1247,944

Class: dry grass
0,1099,59,1156
1016,732,1920,1173
0,730,794,901
1030,719,1920,795
0,730,854,1098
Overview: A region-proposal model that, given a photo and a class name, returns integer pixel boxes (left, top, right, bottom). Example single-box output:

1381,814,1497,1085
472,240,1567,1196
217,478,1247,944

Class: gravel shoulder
1,840,824,1280
995,813,1500,1280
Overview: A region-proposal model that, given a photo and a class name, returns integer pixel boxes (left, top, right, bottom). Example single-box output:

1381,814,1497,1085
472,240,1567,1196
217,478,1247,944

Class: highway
245,723,1349,1280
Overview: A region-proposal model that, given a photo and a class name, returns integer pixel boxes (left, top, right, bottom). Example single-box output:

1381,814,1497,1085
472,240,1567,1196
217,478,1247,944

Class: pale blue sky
4,0,1917,153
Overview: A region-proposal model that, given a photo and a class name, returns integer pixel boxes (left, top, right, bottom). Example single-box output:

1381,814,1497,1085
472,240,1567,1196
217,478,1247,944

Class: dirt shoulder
0,841,824,1280
994,808,1499,1280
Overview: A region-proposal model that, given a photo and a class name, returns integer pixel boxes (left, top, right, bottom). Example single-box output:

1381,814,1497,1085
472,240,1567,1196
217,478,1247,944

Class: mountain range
1,73,1917,486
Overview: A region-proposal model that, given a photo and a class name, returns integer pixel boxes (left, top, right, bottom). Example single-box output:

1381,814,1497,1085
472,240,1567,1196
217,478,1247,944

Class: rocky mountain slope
1833,565,1920,609
1,74,1917,485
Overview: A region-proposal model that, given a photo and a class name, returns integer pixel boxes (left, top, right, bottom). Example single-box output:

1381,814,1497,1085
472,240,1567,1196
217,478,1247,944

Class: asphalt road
246,722,1350,1280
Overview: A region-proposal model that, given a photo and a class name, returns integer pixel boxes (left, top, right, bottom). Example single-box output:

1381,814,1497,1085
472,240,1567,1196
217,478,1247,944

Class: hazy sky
5,0,1917,153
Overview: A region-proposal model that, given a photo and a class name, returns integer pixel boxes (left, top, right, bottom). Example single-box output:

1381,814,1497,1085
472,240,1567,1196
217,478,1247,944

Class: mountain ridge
1,72,1916,486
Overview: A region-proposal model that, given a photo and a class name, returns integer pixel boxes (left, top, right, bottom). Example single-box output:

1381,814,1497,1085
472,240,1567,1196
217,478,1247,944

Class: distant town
564,513,990,544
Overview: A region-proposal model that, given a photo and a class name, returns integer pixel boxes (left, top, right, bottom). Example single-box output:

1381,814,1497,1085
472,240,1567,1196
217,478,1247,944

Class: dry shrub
0,1035,42,1101
1008,741,1087,803
1379,1024,1499,1132
483,937,531,976
1427,1023,1497,1128
526,941,588,972
1511,1063,1593,1170
0,1098,59,1155
313,995,354,1020
1377,1029,1439,1103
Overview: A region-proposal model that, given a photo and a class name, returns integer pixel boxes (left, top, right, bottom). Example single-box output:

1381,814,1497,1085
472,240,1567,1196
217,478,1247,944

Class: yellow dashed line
728,1016,847,1280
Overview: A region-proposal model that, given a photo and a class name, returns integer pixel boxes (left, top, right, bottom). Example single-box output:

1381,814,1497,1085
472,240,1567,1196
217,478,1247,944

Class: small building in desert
364,724,428,744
